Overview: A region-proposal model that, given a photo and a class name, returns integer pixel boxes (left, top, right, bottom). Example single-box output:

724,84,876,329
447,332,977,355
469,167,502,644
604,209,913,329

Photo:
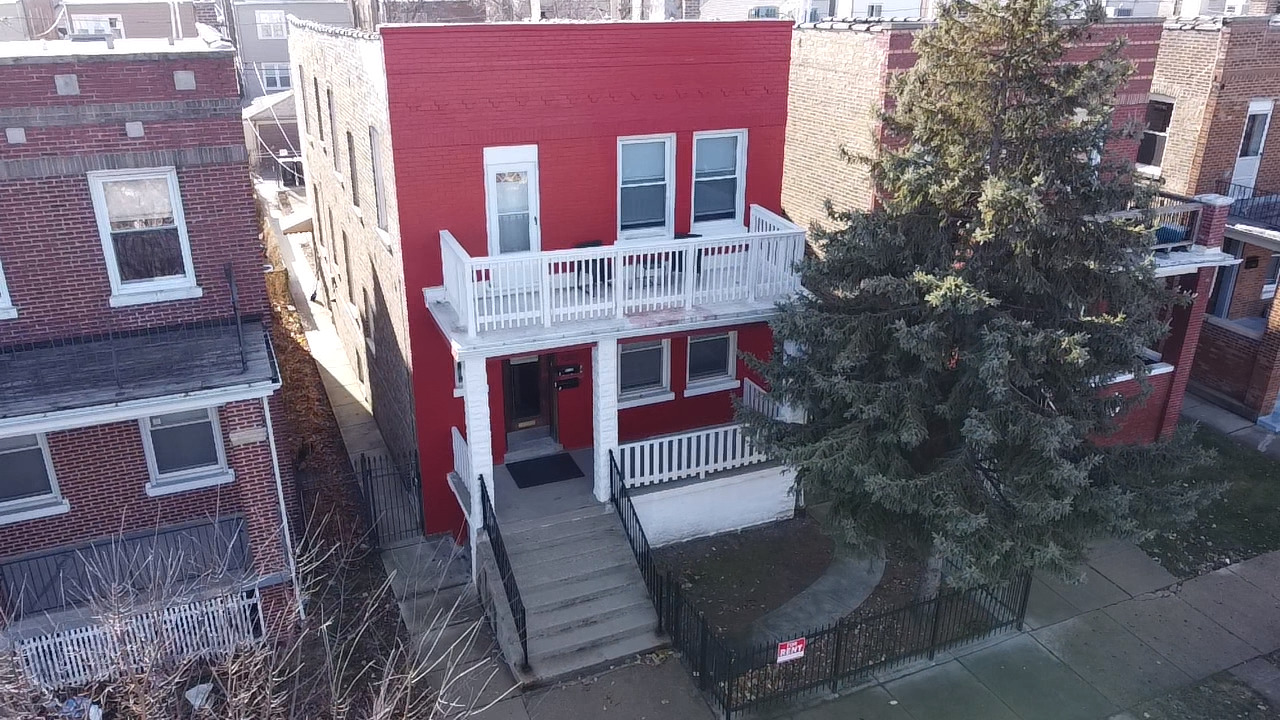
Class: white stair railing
615,424,769,488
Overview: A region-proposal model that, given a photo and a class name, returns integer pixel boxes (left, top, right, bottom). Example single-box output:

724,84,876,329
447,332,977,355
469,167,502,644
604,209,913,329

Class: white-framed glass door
484,151,540,256
1231,99,1274,195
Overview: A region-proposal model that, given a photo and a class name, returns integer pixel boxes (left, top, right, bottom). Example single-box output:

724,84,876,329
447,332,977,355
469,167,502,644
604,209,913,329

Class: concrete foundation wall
634,465,796,547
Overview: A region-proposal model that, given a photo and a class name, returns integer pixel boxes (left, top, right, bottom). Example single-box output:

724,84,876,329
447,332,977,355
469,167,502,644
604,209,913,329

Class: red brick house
1147,15,1280,430
781,17,1238,444
0,38,297,688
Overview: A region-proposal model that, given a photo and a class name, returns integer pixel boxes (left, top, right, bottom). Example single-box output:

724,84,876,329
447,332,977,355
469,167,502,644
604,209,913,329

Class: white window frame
259,62,291,90
865,3,883,16
684,332,740,397
69,13,125,37
618,339,674,408
0,434,69,525
255,10,287,39
1263,253,1280,300
370,127,389,232
691,129,748,236
0,256,15,319
1136,96,1175,177
88,167,201,307
453,360,465,398
139,408,235,497
483,144,541,256
617,134,676,243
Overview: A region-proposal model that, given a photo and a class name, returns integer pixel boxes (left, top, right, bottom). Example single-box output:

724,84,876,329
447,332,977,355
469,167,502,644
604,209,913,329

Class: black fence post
360,454,380,549
698,613,710,691
723,650,734,720
1015,571,1033,631
830,618,845,694
413,452,427,538
927,594,943,661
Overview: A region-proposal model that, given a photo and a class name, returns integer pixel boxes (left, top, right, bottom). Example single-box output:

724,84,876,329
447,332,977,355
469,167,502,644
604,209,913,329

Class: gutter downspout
262,396,306,621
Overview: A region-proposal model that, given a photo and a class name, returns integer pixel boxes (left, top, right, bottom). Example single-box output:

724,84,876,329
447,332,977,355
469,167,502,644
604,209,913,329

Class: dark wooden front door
504,356,550,432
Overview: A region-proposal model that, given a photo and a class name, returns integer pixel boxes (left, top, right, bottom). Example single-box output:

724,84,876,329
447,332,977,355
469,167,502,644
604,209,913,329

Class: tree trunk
915,544,943,602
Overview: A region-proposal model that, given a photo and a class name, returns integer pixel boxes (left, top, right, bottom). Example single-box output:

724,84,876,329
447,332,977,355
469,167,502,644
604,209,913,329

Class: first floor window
1264,254,1280,300
619,340,670,399
0,435,58,507
693,131,746,230
0,255,13,312
260,63,291,90
1136,99,1173,170
143,409,226,481
89,168,195,295
256,9,287,39
619,137,673,238
687,333,736,386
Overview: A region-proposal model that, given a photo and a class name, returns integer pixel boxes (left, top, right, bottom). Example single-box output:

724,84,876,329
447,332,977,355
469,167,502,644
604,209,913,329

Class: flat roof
0,36,231,60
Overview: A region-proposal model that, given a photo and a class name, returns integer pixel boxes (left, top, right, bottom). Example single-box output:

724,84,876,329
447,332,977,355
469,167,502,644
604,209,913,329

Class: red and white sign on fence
776,637,806,663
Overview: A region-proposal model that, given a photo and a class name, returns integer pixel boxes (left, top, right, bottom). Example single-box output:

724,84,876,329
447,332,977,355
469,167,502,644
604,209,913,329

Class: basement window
1136,99,1173,175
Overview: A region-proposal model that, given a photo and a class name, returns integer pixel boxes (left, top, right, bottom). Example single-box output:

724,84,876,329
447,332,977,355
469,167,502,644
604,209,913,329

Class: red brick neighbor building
781,17,1239,444
1145,15,1280,430
0,37,298,688
290,19,803,676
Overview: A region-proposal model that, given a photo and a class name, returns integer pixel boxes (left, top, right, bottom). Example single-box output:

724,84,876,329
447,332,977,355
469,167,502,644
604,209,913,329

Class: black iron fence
1216,180,1280,231
608,450,1032,719
295,452,424,549
479,476,529,671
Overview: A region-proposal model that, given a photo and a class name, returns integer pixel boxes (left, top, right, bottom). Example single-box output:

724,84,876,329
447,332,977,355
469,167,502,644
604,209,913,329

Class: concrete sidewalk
781,544,1280,720
1182,394,1280,460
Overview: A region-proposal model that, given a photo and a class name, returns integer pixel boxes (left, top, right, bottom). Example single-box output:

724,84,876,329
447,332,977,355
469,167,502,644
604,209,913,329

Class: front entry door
1232,100,1274,195
505,356,549,432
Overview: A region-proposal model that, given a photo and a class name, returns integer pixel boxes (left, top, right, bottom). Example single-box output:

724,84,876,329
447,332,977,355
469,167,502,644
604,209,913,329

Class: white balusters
616,423,768,488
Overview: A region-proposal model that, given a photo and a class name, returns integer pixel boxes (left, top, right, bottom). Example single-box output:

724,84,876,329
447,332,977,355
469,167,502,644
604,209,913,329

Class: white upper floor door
483,145,541,256
1231,99,1274,196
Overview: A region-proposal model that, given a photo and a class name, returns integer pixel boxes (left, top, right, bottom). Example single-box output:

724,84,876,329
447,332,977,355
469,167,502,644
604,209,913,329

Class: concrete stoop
494,504,666,685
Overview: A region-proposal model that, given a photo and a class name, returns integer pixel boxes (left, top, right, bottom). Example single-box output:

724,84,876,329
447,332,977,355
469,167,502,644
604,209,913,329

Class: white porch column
592,338,619,503
462,356,494,529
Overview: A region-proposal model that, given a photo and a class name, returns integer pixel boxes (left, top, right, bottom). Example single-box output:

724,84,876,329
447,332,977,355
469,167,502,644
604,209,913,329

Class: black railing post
698,612,710,691
359,454,380,549
479,477,530,672
927,594,943,661
1015,571,1033,631
830,617,845,693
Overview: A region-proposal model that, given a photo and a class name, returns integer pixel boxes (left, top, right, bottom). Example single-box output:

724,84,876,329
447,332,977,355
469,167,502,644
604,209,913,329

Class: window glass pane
103,177,174,228
621,142,666,184
620,345,664,393
494,172,529,213
1136,133,1166,167
0,438,53,503
497,214,531,253
1145,101,1173,134
696,136,737,178
1267,255,1280,282
694,178,738,222
113,229,185,282
150,413,220,475
621,185,667,229
1240,113,1269,159
689,336,731,380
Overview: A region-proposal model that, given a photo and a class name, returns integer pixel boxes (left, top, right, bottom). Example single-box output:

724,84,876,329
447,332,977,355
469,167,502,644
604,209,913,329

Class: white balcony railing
615,423,769,489
742,378,807,424
439,205,805,337
14,589,264,690
451,426,473,488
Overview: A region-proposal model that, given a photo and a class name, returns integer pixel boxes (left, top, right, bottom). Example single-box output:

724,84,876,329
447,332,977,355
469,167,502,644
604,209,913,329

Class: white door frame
1231,99,1274,194
482,145,541,256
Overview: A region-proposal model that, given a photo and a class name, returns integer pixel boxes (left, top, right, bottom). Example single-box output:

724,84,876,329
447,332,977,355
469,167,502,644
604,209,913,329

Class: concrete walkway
777,544,1280,720
750,551,885,646
1182,394,1280,460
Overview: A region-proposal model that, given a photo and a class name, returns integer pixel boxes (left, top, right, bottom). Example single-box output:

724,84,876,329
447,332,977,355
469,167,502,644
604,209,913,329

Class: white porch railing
14,589,264,690
451,426,473,488
742,378,807,424
615,423,769,489
439,205,805,337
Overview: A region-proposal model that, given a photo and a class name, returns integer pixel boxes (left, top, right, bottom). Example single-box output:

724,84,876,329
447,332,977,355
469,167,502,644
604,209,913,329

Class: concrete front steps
503,503,665,683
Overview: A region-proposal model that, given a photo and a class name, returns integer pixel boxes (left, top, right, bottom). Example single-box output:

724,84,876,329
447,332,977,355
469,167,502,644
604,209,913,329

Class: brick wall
288,23,418,465
1099,371,1175,446
1192,319,1260,403
0,399,292,580
0,51,267,345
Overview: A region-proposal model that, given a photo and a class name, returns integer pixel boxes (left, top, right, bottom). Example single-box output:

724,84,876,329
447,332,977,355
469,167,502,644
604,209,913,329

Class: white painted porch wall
633,465,796,547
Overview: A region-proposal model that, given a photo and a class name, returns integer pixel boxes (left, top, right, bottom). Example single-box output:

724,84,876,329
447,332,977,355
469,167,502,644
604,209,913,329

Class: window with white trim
1263,254,1279,300
1136,99,1173,173
686,332,737,391
260,62,291,90
141,409,231,489
370,126,388,230
0,435,62,511
255,10,287,39
619,340,671,403
747,5,779,17
692,130,747,232
328,88,337,171
865,3,883,15
88,168,197,301
618,136,674,239
0,255,14,318
69,13,124,37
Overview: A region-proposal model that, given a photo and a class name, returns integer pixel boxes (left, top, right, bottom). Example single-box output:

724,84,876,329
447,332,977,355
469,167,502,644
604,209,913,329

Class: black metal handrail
1216,179,1280,231
479,476,529,671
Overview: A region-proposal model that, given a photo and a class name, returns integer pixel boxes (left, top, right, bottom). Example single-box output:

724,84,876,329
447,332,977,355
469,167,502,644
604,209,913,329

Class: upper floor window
0,255,14,319
1136,99,1173,174
347,131,360,208
618,135,675,240
370,127,388,230
256,10,287,39
747,5,779,17
327,88,338,170
692,130,747,233
141,409,233,496
70,13,124,37
314,77,324,142
0,434,67,524
299,65,308,133
260,62,291,90
88,168,198,306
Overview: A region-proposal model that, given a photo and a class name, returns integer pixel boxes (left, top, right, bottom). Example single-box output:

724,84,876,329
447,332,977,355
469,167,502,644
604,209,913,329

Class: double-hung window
692,130,747,233
260,62,291,90
618,339,673,407
370,127,388,230
0,434,68,524
256,10,287,39
89,168,199,306
685,332,738,396
1136,99,1173,174
0,255,14,319
618,135,675,240
141,409,233,496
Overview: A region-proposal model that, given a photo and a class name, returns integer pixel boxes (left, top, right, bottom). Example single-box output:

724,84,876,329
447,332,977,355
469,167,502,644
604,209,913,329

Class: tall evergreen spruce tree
745,0,1217,591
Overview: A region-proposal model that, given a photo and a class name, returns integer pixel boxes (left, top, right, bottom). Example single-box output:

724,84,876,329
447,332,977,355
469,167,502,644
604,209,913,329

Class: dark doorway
504,356,550,433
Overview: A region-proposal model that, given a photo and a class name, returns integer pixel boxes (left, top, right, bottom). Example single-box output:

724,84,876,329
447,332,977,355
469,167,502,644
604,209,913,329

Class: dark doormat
507,453,584,489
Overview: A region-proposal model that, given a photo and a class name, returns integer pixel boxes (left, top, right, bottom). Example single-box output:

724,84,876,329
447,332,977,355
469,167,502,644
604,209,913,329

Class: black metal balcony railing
1215,180,1280,231
0,518,252,620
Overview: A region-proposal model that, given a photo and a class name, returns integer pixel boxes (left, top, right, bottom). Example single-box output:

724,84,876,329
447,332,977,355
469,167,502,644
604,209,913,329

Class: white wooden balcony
428,206,805,348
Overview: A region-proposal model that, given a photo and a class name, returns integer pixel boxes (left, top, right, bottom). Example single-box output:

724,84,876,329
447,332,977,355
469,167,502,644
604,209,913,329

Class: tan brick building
1149,15,1280,428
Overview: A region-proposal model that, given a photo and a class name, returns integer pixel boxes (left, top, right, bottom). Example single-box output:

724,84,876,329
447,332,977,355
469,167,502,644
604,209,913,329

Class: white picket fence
616,424,769,488
14,589,264,690
440,205,805,337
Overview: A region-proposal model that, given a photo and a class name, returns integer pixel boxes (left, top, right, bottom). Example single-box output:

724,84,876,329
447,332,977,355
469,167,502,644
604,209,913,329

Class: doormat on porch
506,453,584,489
